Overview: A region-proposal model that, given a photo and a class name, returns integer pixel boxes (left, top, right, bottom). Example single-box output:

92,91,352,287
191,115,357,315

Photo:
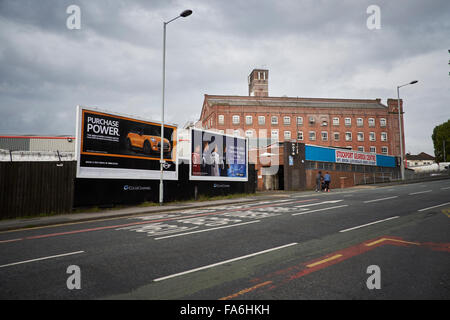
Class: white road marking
441,187,450,190
153,243,298,282
292,205,349,216
0,251,84,268
339,216,399,233
154,220,260,240
294,200,343,209
417,202,450,212
363,196,398,203
409,190,432,195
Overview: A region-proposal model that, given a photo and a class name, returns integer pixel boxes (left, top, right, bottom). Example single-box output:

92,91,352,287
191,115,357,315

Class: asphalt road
0,180,449,300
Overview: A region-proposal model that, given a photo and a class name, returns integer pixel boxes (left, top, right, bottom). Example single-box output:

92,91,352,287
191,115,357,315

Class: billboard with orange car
76,106,177,180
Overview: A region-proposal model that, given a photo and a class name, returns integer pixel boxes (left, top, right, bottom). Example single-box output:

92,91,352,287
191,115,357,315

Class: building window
258,116,265,125
381,132,387,141
358,146,364,152
381,146,388,154
368,118,375,127
271,116,278,125
357,132,364,141
297,131,304,140
219,130,225,134
370,146,376,153
345,118,351,126
233,130,241,136
271,130,279,140
334,132,340,141
284,131,291,140
380,118,387,127
357,118,363,127
218,115,224,125
309,131,316,141
321,131,328,141
245,130,253,138
232,115,240,124
332,117,339,126
297,117,303,125
283,116,291,125
309,116,315,124
369,132,376,141
345,132,352,141
245,115,252,125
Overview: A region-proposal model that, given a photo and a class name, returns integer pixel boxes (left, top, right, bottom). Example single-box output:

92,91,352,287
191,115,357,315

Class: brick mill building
199,69,405,190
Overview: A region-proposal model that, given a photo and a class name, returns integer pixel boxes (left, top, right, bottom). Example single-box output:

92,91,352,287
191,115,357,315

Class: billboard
76,106,177,180
190,129,248,181
335,149,377,166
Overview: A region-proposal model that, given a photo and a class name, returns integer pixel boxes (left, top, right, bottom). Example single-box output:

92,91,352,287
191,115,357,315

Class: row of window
219,115,387,127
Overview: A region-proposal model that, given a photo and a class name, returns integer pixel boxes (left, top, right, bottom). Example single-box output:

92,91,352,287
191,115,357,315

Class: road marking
219,281,273,300
418,202,450,212
0,238,23,244
441,187,450,190
363,196,398,203
154,220,260,240
409,190,432,195
365,238,420,247
294,200,343,208
153,243,298,282
0,251,84,268
292,205,349,216
306,254,343,268
339,216,399,233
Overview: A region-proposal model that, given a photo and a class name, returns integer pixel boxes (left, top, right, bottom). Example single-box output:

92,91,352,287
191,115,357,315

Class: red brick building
199,69,405,189
200,69,405,156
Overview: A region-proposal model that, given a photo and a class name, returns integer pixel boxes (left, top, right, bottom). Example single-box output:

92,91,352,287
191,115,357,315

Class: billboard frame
75,105,178,180
189,128,248,182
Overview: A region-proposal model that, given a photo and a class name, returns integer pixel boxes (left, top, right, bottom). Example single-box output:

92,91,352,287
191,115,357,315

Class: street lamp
397,80,418,181
160,9,193,205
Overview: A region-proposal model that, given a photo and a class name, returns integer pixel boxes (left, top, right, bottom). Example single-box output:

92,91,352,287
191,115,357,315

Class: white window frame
381,146,388,154
258,115,265,125
232,115,240,124
284,131,291,140
245,115,253,125
345,132,352,141
309,116,315,124
345,118,352,126
380,118,387,127
357,132,364,142
370,146,376,153
245,129,253,138
283,116,291,125
357,146,364,152
369,132,376,141
381,132,387,142
271,129,279,139
357,118,363,127
297,117,303,125
297,131,304,141
271,116,278,125
321,131,328,141
309,131,316,141
332,117,339,126
368,118,375,127
333,132,340,141
218,114,224,125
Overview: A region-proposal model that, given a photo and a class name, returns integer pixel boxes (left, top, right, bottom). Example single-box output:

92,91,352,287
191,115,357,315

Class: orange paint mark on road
219,281,272,300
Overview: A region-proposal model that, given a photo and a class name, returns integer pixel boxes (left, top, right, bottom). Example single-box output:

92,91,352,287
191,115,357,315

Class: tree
432,120,450,162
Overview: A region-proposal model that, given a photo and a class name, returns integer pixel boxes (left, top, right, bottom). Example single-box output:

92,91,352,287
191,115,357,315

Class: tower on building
248,69,269,97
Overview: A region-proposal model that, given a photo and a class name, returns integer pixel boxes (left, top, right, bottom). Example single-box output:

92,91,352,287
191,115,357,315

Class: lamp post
160,9,192,205
397,80,418,181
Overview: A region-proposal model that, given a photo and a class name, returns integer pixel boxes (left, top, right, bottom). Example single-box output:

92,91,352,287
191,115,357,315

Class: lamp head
180,9,193,17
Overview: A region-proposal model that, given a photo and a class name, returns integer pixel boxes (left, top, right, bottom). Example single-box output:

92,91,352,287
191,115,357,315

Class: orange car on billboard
126,128,171,156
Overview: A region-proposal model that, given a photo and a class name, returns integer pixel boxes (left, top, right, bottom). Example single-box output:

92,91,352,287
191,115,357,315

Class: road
0,180,449,300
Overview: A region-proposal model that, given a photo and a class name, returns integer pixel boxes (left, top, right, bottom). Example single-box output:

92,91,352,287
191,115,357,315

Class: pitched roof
405,152,435,161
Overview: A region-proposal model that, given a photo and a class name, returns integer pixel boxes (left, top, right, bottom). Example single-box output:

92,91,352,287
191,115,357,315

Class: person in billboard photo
220,144,230,177
211,145,221,176
201,141,212,176
192,144,202,176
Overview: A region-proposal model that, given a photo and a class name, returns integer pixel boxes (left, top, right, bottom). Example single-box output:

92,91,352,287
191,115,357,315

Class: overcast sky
0,0,449,155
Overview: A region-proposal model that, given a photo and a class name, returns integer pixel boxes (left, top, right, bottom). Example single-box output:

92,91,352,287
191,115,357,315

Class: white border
189,128,248,182
75,105,178,180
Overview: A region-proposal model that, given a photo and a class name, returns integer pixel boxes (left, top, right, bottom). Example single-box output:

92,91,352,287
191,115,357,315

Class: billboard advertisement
190,129,248,181
335,149,377,166
76,106,177,180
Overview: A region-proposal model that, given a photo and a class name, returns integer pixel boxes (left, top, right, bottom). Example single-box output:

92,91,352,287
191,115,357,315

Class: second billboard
190,129,248,181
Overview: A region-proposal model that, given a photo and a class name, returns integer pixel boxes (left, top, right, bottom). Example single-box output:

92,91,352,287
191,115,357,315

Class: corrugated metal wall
0,137,75,152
